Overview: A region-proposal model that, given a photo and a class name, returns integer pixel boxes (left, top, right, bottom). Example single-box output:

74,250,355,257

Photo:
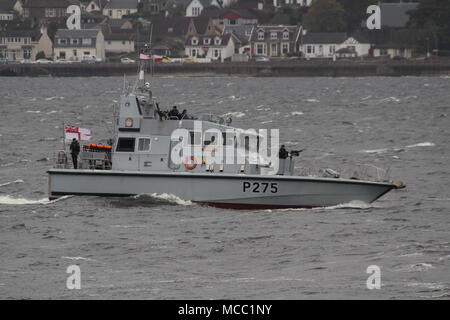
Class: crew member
70,138,80,169
168,106,179,119
178,109,187,120
279,145,289,159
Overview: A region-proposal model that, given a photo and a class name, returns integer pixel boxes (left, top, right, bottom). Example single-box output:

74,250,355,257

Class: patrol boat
47,64,401,209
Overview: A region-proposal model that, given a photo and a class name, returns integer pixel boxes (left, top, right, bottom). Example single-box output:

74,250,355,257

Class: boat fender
184,156,198,170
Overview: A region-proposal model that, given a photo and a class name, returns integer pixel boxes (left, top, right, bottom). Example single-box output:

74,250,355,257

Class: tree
304,0,347,32
408,0,450,51
35,51,46,60
336,0,378,32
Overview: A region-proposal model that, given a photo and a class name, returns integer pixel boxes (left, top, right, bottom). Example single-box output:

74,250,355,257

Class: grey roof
302,32,348,44
108,18,132,27
23,0,80,8
250,25,300,42
0,0,16,12
103,0,139,9
380,3,419,28
223,25,253,44
55,29,101,39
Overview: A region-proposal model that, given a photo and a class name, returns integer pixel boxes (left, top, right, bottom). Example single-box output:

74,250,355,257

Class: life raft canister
184,156,198,170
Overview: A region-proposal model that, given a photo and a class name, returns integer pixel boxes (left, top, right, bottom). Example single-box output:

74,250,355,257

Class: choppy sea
0,76,449,299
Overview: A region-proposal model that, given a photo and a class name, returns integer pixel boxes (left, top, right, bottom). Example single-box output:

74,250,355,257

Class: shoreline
1,60,450,77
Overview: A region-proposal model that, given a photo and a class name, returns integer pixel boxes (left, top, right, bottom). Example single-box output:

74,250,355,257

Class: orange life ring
184,156,198,170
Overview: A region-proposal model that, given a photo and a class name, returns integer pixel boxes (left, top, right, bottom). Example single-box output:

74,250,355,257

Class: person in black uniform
70,138,80,169
279,145,289,159
168,106,179,119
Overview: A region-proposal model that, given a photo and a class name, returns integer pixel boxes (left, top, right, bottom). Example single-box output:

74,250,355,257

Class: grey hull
48,169,394,209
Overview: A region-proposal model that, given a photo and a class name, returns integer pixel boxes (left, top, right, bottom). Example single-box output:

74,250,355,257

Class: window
82,38,91,45
71,39,79,45
214,37,221,45
229,19,236,25
283,31,289,40
270,32,277,40
116,137,135,152
23,8,29,17
127,10,130,15
307,45,314,54
91,4,95,9
214,49,220,58
23,49,31,59
117,10,122,18
83,51,90,55
45,8,56,17
138,138,151,151
73,49,77,56
108,41,111,45
203,38,210,45
256,44,264,55
258,31,264,40
282,43,289,54
191,37,198,45
59,51,66,59
192,7,201,16
108,10,112,16
330,45,335,54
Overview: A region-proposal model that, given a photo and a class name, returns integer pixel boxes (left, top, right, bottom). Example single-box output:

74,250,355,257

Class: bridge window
138,138,151,151
116,137,135,152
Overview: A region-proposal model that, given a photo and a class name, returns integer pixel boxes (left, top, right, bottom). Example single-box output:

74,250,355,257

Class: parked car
255,56,270,62
81,55,102,63
393,55,408,61
55,59,74,64
120,57,135,64
0,58,9,64
35,59,52,64
20,59,32,64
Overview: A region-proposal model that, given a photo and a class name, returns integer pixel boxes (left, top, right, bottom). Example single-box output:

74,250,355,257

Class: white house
185,0,222,18
105,32,135,53
0,26,52,61
103,0,138,19
300,32,371,59
54,29,105,61
185,33,236,62
85,0,102,12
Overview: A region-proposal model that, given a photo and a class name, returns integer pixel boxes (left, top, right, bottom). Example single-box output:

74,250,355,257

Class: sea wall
1,60,450,77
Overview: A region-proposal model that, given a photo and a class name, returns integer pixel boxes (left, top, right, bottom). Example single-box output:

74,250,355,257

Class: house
380,2,418,28
249,25,302,57
104,31,135,53
103,0,139,19
0,0,19,21
299,32,371,59
185,0,222,18
54,28,105,61
373,43,413,59
207,8,259,28
22,0,79,26
107,18,133,30
185,18,236,61
85,0,106,13
273,0,312,9
223,24,253,54
0,26,53,61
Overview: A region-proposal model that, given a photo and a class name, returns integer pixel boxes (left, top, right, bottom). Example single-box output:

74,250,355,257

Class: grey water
0,76,449,299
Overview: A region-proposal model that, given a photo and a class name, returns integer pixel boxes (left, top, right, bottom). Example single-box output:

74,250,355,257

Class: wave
306,99,319,103
0,196,48,205
291,111,304,116
360,142,435,154
0,179,24,187
223,111,245,118
0,195,71,205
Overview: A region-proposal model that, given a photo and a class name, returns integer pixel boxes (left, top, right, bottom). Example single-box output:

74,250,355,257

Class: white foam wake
0,196,48,205
135,193,193,206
